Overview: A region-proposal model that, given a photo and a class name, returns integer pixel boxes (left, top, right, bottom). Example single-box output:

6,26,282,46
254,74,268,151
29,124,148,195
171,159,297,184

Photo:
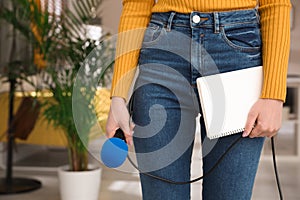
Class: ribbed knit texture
111,0,291,102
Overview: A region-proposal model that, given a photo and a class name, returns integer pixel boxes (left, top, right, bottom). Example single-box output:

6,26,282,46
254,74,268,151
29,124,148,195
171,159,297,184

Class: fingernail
242,131,248,137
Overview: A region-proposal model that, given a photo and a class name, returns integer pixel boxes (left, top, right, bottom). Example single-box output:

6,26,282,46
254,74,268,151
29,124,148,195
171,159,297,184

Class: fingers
106,115,134,145
119,121,135,146
126,120,135,145
106,109,119,138
249,121,279,138
243,109,258,137
105,96,135,146
245,118,279,138
243,99,282,138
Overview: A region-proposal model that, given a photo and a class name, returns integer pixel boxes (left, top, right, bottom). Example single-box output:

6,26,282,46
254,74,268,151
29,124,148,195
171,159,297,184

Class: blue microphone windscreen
101,138,128,168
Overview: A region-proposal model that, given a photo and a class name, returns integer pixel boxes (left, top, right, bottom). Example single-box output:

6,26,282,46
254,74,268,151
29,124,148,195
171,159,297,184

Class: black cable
271,137,283,200
127,134,243,185
125,132,283,199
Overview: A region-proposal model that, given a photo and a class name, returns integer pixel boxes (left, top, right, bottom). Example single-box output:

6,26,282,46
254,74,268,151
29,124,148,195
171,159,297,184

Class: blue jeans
131,9,265,200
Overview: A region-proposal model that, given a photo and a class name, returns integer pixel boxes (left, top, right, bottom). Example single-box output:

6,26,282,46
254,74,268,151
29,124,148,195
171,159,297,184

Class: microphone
100,129,128,168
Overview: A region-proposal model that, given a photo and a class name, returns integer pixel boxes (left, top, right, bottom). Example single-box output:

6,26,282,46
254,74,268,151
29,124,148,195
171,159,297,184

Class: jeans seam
220,26,261,52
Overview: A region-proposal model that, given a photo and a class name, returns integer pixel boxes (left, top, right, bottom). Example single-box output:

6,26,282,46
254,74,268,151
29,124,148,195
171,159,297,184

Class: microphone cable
126,135,283,200
271,137,283,200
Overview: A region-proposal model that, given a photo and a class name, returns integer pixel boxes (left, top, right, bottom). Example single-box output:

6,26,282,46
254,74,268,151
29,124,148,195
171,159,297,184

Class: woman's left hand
243,98,283,138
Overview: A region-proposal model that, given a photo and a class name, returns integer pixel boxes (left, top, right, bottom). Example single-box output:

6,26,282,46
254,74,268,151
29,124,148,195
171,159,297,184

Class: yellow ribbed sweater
111,0,291,102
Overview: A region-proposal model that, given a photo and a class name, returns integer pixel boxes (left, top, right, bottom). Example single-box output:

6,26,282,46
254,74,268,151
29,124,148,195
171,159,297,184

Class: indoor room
0,0,299,199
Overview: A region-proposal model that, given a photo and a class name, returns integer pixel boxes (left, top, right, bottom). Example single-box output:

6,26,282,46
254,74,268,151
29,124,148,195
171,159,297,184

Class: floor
0,122,300,200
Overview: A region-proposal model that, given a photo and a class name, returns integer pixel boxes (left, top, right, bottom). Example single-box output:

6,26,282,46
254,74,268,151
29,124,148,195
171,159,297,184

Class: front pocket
220,23,261,52
142,21,165,45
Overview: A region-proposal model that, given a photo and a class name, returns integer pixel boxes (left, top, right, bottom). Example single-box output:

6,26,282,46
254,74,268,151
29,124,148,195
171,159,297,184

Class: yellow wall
0,93,67,146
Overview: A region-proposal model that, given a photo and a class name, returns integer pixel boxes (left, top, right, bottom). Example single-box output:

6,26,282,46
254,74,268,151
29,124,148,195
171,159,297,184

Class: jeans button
192,15,201,23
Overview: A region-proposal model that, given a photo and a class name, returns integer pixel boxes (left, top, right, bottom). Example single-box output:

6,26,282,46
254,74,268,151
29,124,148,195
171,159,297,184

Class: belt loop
213,12,220,34
255,0,259,10
254,0,261,23
167,12,176,32
254,8,261,23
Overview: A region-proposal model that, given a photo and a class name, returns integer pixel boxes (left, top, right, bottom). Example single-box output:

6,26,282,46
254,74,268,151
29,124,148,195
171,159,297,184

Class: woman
106,0,291,199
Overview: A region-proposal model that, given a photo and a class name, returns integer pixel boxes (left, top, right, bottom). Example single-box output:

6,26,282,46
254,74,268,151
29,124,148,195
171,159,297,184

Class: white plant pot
58,165,102,200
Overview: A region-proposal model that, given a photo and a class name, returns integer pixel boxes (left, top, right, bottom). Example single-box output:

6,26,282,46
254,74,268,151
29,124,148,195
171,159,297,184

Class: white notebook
196,66,263,139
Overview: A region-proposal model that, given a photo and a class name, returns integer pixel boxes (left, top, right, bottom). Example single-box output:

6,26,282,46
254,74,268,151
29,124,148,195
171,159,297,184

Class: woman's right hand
106,96,135,145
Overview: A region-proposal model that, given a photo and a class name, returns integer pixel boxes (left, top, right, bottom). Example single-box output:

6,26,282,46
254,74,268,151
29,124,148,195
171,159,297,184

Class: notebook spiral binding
209,128,245,139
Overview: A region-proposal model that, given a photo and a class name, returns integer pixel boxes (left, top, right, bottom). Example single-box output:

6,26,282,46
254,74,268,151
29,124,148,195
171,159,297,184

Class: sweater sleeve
259,0,291,101
110,0,155,101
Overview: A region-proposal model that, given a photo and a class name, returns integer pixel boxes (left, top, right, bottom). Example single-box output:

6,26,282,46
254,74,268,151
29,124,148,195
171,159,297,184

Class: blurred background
0,0,299,199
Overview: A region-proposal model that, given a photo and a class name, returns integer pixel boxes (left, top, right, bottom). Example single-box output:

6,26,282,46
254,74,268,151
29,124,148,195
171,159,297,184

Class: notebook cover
196,66,263,139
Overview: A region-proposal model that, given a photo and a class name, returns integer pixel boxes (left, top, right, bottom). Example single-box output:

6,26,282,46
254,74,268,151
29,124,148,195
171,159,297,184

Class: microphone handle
114,128,126,142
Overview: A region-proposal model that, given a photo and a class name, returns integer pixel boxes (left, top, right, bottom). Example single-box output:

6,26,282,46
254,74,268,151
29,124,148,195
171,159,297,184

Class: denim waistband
150,9,260,32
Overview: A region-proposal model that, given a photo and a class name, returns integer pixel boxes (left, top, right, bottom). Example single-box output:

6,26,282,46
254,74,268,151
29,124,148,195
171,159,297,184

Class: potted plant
0,0,114,199
44,46,112,200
